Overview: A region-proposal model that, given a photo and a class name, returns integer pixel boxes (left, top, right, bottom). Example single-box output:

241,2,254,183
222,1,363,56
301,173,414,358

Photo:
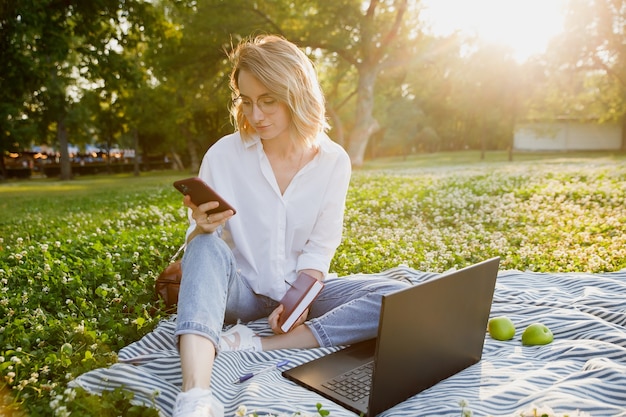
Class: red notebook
278,272,325,333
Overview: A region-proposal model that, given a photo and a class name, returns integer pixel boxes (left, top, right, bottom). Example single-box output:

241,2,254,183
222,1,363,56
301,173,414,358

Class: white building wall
514,121,622,151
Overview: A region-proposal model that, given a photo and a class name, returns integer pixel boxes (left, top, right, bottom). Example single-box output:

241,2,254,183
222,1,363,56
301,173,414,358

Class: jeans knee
378,279,411,296
181,234,237,283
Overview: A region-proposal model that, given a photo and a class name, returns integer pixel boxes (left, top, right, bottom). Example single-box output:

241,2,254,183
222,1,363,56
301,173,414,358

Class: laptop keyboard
321,361,374,402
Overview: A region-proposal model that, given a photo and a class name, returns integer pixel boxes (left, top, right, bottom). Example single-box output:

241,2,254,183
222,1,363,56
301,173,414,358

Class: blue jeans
174,233,410,348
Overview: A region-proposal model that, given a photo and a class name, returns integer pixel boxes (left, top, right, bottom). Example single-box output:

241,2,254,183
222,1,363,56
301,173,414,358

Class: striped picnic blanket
71,266,626,417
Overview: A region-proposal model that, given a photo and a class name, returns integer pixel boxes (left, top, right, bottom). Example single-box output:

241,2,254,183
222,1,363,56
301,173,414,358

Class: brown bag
155,245,185,313
155,260,182,313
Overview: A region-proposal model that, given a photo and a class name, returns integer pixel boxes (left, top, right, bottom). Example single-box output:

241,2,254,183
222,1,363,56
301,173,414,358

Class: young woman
173,34,409,417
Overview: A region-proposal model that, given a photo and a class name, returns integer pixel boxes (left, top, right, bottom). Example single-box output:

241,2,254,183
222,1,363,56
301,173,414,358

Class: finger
182,194,196,209
269,305,284,334
294,308,309,327
268,305,281,323
191,208,211,224
198,201,220,214
210,209,235,224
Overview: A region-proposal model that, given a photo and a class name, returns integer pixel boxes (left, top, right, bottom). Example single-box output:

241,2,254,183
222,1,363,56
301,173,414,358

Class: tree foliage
534,0,626,141
2,0,624,180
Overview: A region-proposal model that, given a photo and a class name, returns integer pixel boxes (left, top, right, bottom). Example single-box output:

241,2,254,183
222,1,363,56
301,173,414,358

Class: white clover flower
64,387,76,401
49,398,60,410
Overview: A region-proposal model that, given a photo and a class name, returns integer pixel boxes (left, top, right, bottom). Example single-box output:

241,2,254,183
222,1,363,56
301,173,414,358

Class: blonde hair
229,34,328,147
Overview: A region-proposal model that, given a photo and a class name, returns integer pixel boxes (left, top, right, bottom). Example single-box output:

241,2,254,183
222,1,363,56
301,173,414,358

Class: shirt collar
241,130,339,155
243,132,261,149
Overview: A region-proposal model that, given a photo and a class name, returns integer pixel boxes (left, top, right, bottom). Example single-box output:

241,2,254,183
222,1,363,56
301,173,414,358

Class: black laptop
282,257,500,416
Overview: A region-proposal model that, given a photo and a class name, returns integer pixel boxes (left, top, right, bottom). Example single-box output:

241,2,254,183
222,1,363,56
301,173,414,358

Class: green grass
360,150,626,171
1,151,625,416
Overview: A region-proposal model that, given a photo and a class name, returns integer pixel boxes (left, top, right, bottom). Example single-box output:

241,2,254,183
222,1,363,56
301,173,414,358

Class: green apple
521,323,554,346
488,316,516,341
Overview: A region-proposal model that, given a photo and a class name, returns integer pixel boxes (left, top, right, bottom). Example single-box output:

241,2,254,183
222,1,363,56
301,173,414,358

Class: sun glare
420,0,568,62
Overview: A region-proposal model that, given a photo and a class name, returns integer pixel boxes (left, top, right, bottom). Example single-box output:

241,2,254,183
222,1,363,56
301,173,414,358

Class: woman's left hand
268,304,309,335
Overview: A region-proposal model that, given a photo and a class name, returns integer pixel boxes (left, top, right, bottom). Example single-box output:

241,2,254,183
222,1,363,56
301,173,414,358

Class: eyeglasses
233,95,280,115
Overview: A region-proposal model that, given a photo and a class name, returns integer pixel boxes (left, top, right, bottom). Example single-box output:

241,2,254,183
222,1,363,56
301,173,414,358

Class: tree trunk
346,68,379,167
133,128,140,176
180,125,200,173
327,106,345,147
622,116,626,151
58,115,72,180
0,151,6,180
169,148,184,171
509,112,516,161
480,119,486,160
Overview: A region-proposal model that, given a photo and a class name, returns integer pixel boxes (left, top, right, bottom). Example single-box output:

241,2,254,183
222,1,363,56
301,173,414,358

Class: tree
141,0,239,173
176,0,417,166
285,0,414,166
1,0,165,180
551,0,626,149
0,1,50,178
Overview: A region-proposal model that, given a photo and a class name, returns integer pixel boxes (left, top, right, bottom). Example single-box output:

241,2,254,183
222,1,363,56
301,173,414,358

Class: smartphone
173,177,237,216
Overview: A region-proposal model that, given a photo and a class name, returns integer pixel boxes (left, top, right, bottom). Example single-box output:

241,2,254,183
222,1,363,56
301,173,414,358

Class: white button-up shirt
186,131,352,301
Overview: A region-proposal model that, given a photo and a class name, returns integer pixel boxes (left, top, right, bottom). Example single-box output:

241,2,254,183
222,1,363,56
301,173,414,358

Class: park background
2,0,626,180
1,1,626,416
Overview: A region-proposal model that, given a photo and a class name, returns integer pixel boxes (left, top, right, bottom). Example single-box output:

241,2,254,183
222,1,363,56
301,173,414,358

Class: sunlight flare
421,0,568,62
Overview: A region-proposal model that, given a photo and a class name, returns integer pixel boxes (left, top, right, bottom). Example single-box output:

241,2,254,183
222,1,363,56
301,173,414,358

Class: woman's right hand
184,194,235,239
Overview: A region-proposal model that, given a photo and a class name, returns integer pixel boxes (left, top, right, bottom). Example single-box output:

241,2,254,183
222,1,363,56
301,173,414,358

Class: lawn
1,151,625,416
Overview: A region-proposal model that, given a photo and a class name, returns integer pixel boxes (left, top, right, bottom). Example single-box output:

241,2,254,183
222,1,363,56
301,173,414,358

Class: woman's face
237,69,291,142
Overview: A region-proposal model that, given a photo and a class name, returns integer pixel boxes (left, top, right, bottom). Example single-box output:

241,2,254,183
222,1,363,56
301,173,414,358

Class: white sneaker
173,388,224,417
219,324,262,352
